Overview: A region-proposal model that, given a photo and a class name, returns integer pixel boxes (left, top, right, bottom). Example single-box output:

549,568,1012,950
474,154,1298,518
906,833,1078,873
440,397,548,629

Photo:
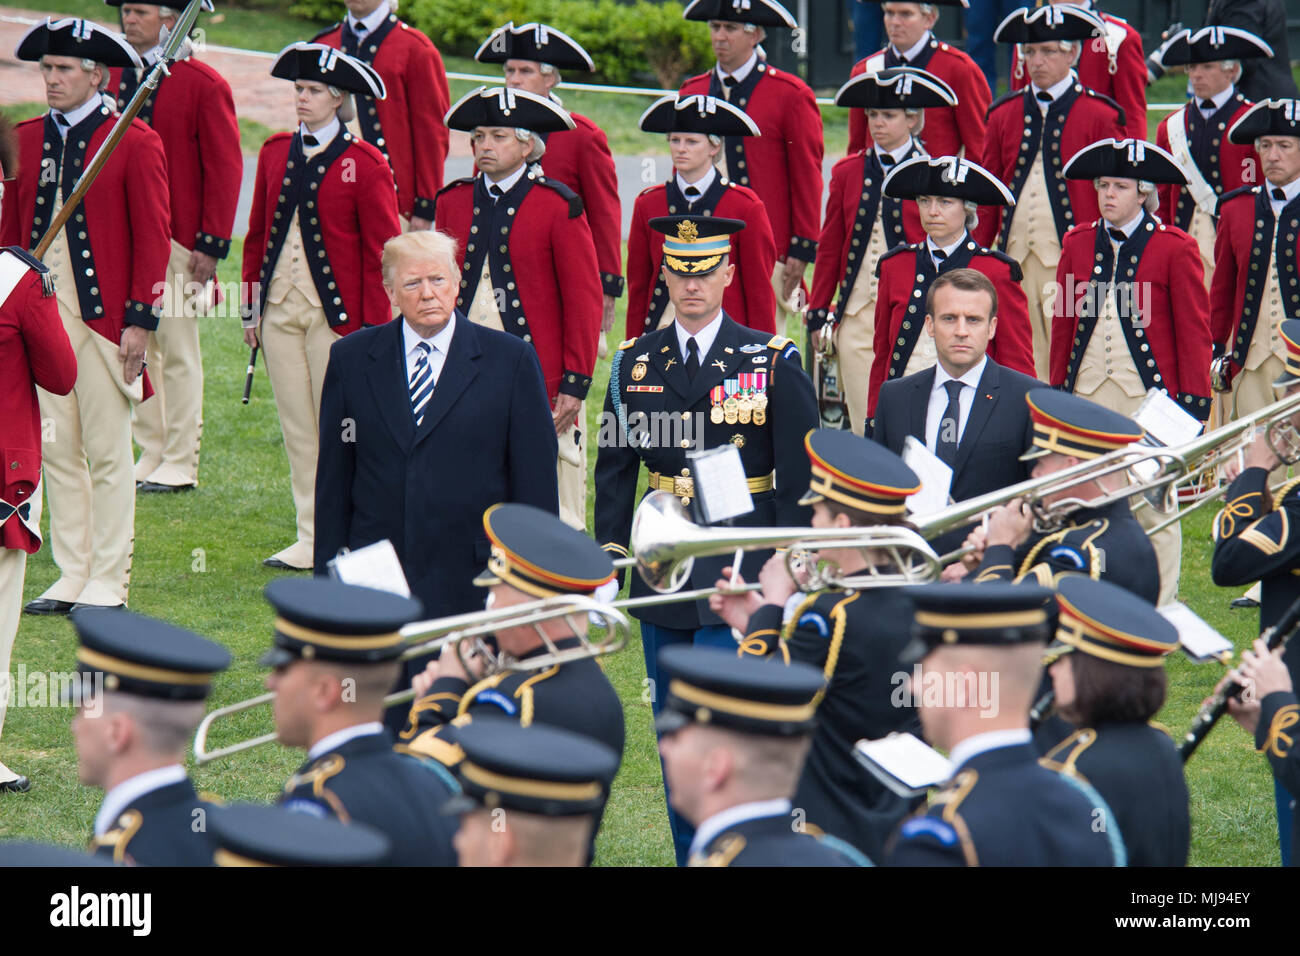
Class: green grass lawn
0,238,1284,865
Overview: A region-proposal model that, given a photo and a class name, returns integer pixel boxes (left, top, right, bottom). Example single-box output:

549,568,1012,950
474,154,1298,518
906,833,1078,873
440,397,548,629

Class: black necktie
1036,90,1053,104
53,113,70,128
489,184,505,202
932,248,947,261
684,185,700,199
354,21,367,35
722,75,739,88
685,337,700,381
302,133,319,148
1199,99,1216,111
936,380,963,465
1107,227,1126,242
879,152,896,167
1273,187,1287,202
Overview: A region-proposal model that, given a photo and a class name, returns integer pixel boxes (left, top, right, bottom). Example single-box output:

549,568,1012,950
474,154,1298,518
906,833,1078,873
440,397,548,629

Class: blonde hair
382,229,461,285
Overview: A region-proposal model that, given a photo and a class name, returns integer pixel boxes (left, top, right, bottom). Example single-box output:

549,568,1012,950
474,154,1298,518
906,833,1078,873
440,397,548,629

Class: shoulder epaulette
1217,183,1260,215
767,335,793,349
435,176,475,200
876,242,919,274
1062,222,1094,242
987,88,1023,118
309,21,341,42
1083,88,1126,126
617,338,637,351
637,182,664,197
2,246,53,296
535,176,585,218
974,246,1021,271
1273,476,1300,509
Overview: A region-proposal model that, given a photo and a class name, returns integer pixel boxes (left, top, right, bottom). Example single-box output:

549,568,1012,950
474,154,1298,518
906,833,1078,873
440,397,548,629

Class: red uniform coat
541,113,625,298
313,16,450,221
981,84,1125,249
625,177,776,339
867,238,1034,414
108,56,242,259
846,36,992,165
680,62,824,262
242,132,400,336
808,148,926,328
0,252,77,553
1211,185,1300,377
1154,94,1257,230
435,174,602,401
1050,217,1212,419
0,107,171,337
1010,13,1147,141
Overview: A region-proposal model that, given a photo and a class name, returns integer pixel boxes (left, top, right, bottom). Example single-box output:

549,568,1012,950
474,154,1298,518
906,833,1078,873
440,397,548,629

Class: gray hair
327,84,356,122
382,229,461,286
538,62,563,85
514,127,546,162
963,199,979,230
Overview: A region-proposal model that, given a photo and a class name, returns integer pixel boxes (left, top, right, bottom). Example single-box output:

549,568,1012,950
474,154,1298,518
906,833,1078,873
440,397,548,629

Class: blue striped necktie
410,341,434,425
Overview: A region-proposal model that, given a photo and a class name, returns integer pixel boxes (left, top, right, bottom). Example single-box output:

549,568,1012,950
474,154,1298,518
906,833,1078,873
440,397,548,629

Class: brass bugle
629,490,942,594
192,594,630,764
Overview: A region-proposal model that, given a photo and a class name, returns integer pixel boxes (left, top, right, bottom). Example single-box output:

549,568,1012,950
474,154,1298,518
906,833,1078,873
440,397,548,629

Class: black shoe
138,481,195,493
0,776,30,793
1231,597,1260,609
262,557,312,572
70,603,126,614
23,598,74,616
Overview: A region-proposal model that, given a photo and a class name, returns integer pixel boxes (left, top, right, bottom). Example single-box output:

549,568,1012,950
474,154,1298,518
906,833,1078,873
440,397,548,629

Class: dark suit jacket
871,358,1041,554
315,313,559,618
1205,0,1299,102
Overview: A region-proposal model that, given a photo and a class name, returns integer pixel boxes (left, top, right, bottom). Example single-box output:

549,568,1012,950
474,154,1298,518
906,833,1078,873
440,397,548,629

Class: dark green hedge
286,0,715,87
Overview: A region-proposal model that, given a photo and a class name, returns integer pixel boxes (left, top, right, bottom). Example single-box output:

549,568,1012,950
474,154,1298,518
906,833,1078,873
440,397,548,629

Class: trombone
627,490,942,594
192,594,630,764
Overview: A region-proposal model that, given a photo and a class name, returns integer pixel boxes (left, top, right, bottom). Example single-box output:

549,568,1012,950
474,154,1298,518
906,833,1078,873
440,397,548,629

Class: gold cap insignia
676,220,699,242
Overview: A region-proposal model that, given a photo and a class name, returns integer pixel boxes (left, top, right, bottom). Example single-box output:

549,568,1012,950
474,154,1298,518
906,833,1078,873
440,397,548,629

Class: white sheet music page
1135,388,1204,447
690,445,754,524
854,733,952,792
902,436,953,517
1158,602,1234,662
327,539,412,598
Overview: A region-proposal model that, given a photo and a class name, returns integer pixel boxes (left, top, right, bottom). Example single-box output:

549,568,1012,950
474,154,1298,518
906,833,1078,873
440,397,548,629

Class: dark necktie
685,337,700,381
302,133,319,148
1036,90,1053,104
879,152,896,167
409,342,434,426
490,184,504,201
53,113,70,129
354,21,367,36
1199,99,1216,112
1107,227,1126,243
684,185,701,200
722,75,739,89
936,380,963,465
932,247,947,262
1273,187,1287,202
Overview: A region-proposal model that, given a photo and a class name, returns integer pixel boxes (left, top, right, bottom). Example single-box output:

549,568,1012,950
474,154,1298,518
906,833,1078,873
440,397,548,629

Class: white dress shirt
1031,72,1076,113
675,310,723,365
925,354,987,453
689,798,791,859
51,94,105,139
94,764,188,836
402,311,455,387
308,721,386,761
947,728,1033,771
677,165,718,204
892,31,932,64
299,115,341,155
1269,175,1300,218
485,162,528,199
348,2,390,38
716,51,759,86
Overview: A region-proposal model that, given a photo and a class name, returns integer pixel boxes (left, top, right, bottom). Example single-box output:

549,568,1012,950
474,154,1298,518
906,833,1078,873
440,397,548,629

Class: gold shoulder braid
90,810,144,864
690,834,747,867
1039,728,1097,783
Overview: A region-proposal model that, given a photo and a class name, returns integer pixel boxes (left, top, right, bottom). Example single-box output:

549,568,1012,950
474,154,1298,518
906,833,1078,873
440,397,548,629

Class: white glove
589,577,621,626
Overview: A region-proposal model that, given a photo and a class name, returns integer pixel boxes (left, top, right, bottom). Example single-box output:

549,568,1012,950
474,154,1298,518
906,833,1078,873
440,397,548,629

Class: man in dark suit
872,268,1041,555
314,229,559,726
1203,0,1298,101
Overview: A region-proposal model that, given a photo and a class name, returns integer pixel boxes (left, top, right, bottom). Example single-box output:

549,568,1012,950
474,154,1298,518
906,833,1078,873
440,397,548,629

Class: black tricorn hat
682,0,798,29
638,94,761,137
445,85,575,133
1159,25,1273,66
883,155,1017,206
270,42,386,98
474,21,594,72
834,67,958,110
1062,138,1186,185
15,17,141,68
103,0,215,10
1229,99,1300,145
993,4,1104,44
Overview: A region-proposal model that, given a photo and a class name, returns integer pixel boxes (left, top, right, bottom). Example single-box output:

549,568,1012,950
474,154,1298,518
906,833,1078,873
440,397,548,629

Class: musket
242,345,258,405
1179,593,1300,763
32,0,206,260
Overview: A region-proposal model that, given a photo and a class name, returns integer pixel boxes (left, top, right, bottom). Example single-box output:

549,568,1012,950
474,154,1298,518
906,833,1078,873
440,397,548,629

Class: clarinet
241,345,259,405
1179,593,1300,763
1029,688,1056,732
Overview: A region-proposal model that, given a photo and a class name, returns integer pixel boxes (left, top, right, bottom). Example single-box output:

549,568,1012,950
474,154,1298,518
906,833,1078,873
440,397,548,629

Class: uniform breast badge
631,362,647,382
710,386,726,424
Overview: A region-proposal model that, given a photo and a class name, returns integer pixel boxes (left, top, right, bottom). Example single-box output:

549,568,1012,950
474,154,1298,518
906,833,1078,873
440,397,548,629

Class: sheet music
690,445,754,524
902,436,953,517
326,539,412,598
854,733,952,794
1135,388,1203,447
1158,601,1235,662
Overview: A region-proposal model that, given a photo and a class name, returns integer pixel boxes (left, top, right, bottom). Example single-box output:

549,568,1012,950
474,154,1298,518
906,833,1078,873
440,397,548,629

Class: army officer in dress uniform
982,3,1125,377
656,645,868,867
1038,576,1191,867
242,43,401,572
883,582,1124,865
627,93,775,340
446,721,621,867
806,67,939,436
1154,26,1269,292
436,86,602,532
710,429,928,860
958,388,1159,604
70,607,231,865
867,156,1035,417
260,578,459,866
